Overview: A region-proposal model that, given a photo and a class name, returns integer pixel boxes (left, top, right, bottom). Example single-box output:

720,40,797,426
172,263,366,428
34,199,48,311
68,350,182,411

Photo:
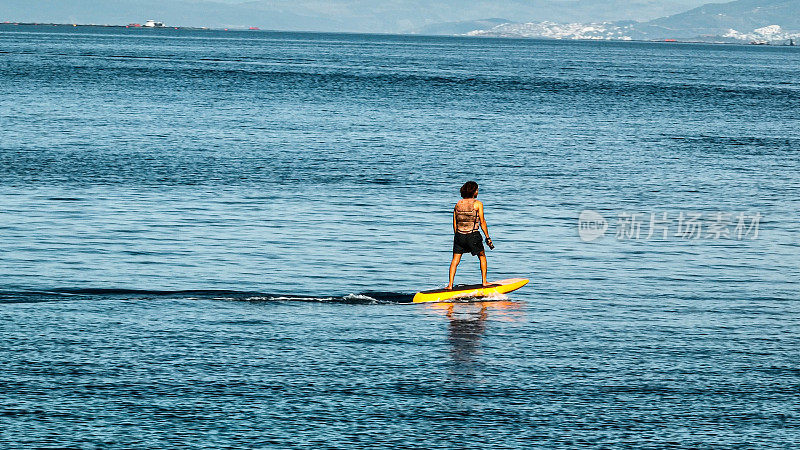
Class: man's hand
485,236,494,250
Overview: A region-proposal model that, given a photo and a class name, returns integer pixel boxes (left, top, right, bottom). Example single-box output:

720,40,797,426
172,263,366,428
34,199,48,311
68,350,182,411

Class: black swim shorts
453,231,485,256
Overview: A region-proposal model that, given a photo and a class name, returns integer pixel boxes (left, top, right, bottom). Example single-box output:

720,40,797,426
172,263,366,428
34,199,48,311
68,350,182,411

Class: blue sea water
1,25,799,447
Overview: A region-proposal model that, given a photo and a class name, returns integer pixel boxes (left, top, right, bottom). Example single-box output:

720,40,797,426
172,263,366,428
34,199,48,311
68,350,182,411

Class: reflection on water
447,303,488,366
428,301,525,376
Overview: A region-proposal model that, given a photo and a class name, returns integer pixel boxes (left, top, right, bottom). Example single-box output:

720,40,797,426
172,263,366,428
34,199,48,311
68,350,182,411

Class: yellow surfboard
412,278,529,303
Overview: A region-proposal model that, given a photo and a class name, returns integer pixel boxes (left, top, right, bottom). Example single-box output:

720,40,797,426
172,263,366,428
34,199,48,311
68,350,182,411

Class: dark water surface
2,26,799,447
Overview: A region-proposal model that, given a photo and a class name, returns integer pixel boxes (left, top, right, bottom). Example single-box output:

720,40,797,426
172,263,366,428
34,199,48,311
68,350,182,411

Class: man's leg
478,251,488,286
446,253,462,289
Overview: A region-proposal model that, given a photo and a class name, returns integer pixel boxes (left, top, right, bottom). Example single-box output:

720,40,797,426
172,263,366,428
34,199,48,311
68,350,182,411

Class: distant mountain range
416,18,511,36
452,0,800,42
1,0,798,42
648,0,800,37
0,0,710,33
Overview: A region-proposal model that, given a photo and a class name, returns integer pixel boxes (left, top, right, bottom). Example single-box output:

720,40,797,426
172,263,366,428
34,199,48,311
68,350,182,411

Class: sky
1,0,720,33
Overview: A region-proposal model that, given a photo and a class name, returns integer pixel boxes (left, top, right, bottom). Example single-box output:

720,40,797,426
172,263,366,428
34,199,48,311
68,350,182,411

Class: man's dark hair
460,181,479,198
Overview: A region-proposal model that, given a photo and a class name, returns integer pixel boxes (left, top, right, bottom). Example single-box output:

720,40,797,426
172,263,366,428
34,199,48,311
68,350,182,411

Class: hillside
416,18,510,36
648,0,800,37
462,0,800,41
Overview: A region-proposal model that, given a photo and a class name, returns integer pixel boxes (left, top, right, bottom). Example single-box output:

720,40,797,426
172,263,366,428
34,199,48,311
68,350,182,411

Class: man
445,181,493,290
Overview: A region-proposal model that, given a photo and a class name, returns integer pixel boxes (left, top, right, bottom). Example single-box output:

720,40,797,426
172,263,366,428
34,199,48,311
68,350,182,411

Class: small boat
143,20,165,28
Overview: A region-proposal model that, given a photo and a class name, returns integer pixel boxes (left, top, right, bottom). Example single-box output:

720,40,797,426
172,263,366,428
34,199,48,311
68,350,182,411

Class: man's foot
444,285,453,290
482,282,491,287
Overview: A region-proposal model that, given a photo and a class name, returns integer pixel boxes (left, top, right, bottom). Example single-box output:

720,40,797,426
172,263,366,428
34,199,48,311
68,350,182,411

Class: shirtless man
445,181,493,290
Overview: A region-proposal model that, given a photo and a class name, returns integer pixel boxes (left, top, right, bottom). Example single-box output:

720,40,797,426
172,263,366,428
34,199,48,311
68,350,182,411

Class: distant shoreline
1,21,212,31
1,22,796,47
